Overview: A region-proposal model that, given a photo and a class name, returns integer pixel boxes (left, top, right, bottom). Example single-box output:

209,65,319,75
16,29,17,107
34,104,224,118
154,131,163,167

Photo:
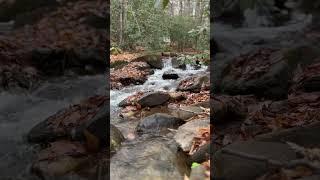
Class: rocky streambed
212,5,320,179
0,53,211,180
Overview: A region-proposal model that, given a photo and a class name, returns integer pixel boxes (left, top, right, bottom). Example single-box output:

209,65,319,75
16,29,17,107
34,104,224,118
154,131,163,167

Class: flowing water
0,75,106,180
109,58,208,179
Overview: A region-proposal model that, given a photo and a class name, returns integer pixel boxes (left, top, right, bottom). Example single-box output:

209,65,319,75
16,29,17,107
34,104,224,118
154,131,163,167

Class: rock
162,70,179,80
171,57,186,70
110,124,125,153
137,91,170,107
174,118,210,151
211,95,249,125
134,54,163,69
214,141,298,180
31,140,89,178
243,92,320,136
168,92,186,101
177,74,209,93
290,61,320,94
189,165,207,180
110,138,190,180
0,65,39,91
136,113,185,134
190,143,212,164
169,105,204,120
27,96,108,143
111,62,152,89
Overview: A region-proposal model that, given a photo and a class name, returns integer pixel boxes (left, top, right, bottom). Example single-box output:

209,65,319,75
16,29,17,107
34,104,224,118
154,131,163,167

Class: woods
111,0,209,52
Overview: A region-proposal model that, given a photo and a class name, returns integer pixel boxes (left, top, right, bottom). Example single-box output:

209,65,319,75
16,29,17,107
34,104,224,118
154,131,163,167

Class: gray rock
138,91,170,107
136,113,185,134
172,57,187,70
134,54,163,69
169,105,204,120
174,118,210,151
214,141,298,180
110,138,189,180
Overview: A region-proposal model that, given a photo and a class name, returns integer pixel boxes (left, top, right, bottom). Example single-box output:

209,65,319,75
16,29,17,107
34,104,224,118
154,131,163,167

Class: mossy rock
133,53,163,69
110,124,125,153
110,60,128,69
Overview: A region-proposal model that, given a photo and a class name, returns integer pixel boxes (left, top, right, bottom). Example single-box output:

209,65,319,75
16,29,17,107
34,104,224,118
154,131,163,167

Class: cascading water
110,57,208,113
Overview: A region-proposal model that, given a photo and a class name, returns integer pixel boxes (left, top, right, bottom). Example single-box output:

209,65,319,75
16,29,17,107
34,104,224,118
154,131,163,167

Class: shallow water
109,58,207,179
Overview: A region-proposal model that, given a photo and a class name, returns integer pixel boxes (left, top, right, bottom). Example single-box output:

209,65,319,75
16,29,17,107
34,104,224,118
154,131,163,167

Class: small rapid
110,57,208,113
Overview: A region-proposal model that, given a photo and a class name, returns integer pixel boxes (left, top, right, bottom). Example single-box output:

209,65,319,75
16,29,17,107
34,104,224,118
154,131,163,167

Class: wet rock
0,65,39,91
110,138,189,180
31,140,89,178
174,118,210,151
162,70,179,80
172,57,187,70
169,105,204,120
137,91,170,107
177,74,209,93
214,141,297,180
134,54,163,69
136,113,185,134
27,95,108,144
110,124,125,153
111,62,151,89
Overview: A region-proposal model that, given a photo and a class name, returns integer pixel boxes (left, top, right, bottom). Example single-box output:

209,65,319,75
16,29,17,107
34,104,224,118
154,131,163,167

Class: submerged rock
136,113,185,134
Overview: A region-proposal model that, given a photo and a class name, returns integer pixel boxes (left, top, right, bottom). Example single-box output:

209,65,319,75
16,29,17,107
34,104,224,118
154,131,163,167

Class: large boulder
110,138,190,180
169,105,204,120
174,118,210,151
31,140,89,178
213,141,297,180
133,54,163,69
216,48,290,100
171,57,186,70
136,113,185,134
177,74,209,93
137,91,170,107
110,62,152,89
27,96,108,144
